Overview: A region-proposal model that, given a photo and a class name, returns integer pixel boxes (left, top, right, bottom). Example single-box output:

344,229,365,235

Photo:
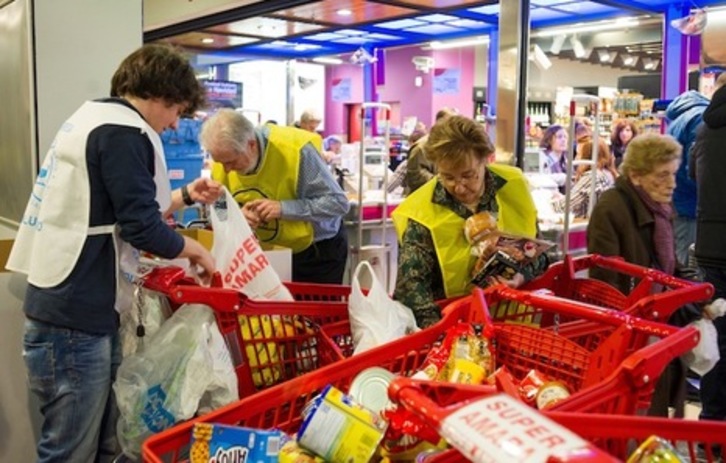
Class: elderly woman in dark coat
587,133,701,418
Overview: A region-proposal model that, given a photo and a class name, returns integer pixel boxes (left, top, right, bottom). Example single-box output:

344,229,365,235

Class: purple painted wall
324,63,364,137
432,47,475,121
377,47,434,127
324,45,476,136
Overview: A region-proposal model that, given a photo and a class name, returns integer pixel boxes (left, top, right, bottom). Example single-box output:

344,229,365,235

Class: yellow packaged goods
190,422,285,463
440,323,495,385
279,440,325,463
297,385,388,463
627,435,685,462
238,314,315,387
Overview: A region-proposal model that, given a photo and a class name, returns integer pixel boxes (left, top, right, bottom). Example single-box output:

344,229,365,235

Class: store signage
332,77,352,102
201,79,243,111
433,68,461,95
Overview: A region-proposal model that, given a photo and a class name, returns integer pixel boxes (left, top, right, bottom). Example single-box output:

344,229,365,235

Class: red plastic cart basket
389,377,726,462
142,287,697,463
522,254,713,322
141,266,352,398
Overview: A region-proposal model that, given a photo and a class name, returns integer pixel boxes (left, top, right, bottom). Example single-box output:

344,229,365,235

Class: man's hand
189,178,223,204
241,204,261,228
245,199,282,223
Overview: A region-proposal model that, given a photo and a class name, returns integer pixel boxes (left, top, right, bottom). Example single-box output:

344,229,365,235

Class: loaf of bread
464,211,498,244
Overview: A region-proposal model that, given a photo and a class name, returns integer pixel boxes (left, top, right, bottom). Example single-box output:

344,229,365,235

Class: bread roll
464,211,498,244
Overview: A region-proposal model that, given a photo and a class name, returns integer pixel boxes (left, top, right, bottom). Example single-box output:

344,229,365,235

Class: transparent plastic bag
114,304,237,459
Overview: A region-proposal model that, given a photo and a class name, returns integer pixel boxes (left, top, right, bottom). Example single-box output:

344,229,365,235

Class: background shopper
692,76,726,429
666,90,710,265
587,133,700,418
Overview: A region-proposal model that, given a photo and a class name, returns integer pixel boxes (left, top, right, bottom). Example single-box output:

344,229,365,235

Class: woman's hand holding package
487,272,526,289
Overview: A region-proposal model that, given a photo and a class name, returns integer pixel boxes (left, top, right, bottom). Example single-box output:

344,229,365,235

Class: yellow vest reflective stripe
211,125,315,253
392,163,537,298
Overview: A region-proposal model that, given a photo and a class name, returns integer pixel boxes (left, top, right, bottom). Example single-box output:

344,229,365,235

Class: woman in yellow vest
392,115,546,327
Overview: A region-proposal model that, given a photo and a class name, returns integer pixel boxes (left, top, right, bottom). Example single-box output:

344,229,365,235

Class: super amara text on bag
225,236,271,287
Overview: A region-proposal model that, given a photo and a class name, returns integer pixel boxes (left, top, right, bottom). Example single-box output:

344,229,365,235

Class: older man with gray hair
201,109,350,284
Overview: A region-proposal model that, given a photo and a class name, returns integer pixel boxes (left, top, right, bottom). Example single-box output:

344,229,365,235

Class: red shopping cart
522,254,713,322
141,266,352,398
142,287,697,463
389,377,726,462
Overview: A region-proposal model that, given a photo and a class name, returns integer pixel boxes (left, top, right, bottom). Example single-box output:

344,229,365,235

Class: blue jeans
23,318,122,463
699,266,726,422
674,215,697,266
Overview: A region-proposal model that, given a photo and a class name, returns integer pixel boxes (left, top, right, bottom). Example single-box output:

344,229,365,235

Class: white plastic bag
114,304,238,459
683,318,721,376
209,187,293,301
118,287,172,357
349,260,418,355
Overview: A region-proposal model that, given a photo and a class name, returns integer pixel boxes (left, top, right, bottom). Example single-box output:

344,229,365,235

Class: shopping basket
389,377,726,462
141,266,351,398
142,287,697,463
522,253,713,322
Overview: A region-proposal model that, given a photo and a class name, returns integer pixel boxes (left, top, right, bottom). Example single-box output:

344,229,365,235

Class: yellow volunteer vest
211,125,316,253
392,163,537,297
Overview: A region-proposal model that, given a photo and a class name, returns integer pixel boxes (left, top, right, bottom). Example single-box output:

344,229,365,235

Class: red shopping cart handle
142,266,242,311
389,377,498,416
142,266,190,292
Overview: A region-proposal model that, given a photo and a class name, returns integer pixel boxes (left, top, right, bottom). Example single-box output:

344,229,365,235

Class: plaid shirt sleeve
393,219,445,328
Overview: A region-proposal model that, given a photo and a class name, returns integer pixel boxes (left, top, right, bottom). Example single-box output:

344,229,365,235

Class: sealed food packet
465,212,553,288
189,422,285,463
627,436,685,462
437,323,496,385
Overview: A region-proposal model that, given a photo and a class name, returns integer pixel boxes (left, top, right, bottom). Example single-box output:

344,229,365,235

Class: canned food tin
297,384,387,463
536,381,571,410
349,367,395,414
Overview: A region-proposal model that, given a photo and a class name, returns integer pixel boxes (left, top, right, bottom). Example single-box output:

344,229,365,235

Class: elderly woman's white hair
300,109,322,123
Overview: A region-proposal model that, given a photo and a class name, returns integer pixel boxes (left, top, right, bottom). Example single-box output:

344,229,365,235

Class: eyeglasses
438,169,481,187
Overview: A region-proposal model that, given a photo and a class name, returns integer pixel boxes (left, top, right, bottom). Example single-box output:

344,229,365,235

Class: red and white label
440,394,590,463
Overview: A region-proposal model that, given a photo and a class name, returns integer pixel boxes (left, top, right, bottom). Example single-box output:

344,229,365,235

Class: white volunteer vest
7,101,171,312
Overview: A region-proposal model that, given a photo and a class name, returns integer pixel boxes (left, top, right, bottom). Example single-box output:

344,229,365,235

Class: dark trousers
292,226,348,284
699,265,726,421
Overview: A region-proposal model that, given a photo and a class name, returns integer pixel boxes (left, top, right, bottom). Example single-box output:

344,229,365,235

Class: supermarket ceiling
145,0,726,63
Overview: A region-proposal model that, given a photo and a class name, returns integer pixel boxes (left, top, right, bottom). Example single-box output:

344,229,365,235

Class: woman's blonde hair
576,139,618,179
620,133,682,178
425,115,494,167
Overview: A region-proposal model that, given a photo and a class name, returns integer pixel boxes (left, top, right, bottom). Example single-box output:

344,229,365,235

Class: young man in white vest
7,44,221,463
200,109,351,284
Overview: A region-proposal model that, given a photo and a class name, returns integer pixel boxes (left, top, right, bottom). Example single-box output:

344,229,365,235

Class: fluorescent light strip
429,36,489,50
535,18,640,38
312,56,343,65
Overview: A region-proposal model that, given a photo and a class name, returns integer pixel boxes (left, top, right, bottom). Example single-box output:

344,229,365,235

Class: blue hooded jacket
666,90,709,218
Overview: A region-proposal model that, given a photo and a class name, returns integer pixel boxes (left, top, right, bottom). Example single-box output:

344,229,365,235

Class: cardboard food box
0,240,13,273
179,229,292,281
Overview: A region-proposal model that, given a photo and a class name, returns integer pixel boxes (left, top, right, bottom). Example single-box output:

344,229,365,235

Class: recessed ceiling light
337,9,352,16
201,38,214,44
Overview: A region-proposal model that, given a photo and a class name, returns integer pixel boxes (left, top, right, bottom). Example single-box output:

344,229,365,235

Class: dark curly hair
110,44,205,114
